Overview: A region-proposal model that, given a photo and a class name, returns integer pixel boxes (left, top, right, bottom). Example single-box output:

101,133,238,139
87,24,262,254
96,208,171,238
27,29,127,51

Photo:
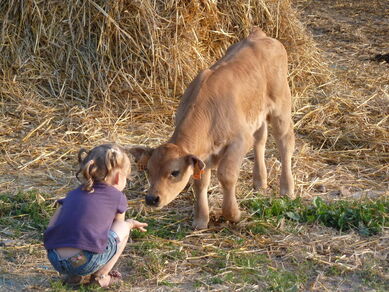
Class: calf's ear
187,155,206,180
128,146,154,171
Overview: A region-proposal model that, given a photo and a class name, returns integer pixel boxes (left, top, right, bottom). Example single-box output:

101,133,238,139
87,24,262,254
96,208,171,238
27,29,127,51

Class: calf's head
130,143,205,208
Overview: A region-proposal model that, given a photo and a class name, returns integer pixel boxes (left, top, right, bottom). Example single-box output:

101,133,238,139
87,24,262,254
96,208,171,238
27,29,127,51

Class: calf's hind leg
271,115,295,198
253,121,268,191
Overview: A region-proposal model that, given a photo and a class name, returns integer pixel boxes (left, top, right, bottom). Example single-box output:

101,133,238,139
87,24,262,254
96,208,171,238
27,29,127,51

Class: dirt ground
0,0,388,291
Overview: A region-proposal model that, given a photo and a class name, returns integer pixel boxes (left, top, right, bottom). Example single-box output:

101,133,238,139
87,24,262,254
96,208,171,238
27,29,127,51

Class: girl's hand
126,219,148,232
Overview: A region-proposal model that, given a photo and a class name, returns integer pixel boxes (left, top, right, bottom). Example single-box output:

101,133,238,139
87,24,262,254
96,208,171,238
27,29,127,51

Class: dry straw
0,0,387,196
0,0,328,192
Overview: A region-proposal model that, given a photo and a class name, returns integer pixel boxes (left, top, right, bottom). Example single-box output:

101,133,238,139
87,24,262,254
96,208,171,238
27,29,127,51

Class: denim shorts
47,230,119,276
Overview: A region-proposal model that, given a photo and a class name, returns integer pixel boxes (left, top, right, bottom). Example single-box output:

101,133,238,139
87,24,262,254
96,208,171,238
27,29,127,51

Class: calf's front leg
193,168,211,229
217,140,248,223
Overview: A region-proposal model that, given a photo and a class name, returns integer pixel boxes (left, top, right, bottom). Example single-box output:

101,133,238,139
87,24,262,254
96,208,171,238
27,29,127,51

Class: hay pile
0,0,328,193
0,0,387,196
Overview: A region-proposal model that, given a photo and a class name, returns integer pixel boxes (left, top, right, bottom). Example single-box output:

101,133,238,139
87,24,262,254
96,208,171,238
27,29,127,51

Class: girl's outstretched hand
126,219,148,232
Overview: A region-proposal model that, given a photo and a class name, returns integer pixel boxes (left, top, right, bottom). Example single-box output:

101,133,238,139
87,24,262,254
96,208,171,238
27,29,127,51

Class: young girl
44,144,147,288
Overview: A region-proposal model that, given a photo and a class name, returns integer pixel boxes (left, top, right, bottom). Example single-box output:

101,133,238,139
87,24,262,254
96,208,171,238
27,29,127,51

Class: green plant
130,216,191,240
245,197,388,235
266,269,300,292
0,190,55,232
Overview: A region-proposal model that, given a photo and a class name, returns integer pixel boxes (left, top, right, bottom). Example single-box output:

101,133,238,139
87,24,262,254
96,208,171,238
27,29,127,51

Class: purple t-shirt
44,183,128,253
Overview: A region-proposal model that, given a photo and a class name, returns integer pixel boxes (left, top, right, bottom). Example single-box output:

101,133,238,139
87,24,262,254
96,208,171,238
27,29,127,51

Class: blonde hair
76,144,130,192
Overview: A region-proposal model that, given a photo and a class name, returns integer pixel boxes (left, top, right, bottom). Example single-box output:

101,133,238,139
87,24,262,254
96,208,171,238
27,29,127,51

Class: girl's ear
113,171,120,185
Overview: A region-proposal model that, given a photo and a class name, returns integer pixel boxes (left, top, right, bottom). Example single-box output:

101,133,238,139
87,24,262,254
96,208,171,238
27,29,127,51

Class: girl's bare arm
114,212,125,221
47,206,62,228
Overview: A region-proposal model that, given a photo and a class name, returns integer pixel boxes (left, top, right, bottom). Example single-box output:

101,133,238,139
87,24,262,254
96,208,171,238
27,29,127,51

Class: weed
325,266,344,276
159,280,175,287
211,257,228,270
359,269,389,291
245,197,388,235
163,247,186,261
193,280,204,288
49,280,105,292
130,215,191,240
49,280,68,292
231,253,269,268
248,222,270,235
235,237,245,245
209,276,223,285
358,258,389,291
138,250,166,279
224,253,304,288
0,190,55,233
224,268,261,285
131,241,159,254
3,249,18,263
266,269,301,292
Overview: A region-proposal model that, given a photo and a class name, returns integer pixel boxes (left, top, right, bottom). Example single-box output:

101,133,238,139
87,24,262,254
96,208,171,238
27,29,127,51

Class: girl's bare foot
93,270,122,288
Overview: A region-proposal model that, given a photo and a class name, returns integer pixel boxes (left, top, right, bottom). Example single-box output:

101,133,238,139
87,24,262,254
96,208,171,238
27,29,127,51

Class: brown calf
131,27,295,229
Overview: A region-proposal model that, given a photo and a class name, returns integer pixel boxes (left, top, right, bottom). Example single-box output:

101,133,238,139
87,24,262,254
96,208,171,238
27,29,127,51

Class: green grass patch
130,215,191,240
0,190,55,233
266,269,302,292
159,280,175,287
231,253,269,268
163,246,186,261
248,222,271,235
50,279,105,291
220,254,310,290
359,269,389,291
244,197,388,235
357,257,389,291
223,254,270,286
208,276,223,285
201,248,305,289
223,266,305,290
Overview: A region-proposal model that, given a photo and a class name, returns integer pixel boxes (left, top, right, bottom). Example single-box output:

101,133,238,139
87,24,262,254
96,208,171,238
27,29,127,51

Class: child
44,144,147,288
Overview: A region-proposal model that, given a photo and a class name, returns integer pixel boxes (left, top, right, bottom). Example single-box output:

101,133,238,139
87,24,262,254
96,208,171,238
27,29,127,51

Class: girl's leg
93,220,130,287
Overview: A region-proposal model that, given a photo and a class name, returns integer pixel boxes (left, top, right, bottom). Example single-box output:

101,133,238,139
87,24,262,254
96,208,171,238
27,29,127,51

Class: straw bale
0,0,327,108
0,0,329,192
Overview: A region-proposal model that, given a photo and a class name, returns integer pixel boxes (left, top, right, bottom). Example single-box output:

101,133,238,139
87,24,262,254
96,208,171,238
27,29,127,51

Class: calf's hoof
281,188,296,199
286,193,296,200
253,181,267,191
192,218,209,230
222,208,241,223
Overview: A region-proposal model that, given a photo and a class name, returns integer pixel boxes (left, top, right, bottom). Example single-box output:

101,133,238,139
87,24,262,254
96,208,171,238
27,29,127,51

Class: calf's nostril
145,194,160,206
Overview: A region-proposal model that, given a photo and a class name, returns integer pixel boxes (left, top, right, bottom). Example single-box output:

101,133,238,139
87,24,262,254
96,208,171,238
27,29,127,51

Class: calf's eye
170,170,180,177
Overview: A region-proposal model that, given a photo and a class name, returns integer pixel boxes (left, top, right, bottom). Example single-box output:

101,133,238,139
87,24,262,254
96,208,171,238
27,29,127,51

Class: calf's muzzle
145,194,160,206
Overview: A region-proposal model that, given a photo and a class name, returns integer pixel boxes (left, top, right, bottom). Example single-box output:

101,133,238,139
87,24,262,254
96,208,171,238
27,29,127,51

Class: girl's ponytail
105,148,118,174
82,160,96,192
76,148,89,182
